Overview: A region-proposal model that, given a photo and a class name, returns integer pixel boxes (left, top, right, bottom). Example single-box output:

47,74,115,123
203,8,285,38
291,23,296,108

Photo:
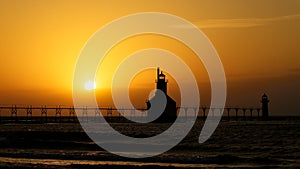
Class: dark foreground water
0,118,299,168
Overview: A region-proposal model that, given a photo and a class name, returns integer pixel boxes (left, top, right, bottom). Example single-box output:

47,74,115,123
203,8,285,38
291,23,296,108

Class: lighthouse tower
261,93,270,120
156,67,167,94
146,67,177,123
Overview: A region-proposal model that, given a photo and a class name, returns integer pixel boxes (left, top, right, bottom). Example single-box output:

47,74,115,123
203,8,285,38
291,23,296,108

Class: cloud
174,14,300,29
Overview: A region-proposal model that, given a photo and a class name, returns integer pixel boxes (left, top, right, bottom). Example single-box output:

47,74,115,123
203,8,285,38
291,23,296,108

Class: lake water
0,118,299,168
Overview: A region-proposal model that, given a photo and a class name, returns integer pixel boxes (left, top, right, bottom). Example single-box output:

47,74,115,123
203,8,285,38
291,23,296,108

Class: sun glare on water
84,81,96,91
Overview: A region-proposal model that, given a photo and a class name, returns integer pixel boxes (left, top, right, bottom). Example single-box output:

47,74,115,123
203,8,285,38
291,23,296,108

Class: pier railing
0,105,262,123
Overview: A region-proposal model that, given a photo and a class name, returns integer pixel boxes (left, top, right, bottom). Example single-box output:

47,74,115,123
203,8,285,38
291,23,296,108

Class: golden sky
0,0,299,115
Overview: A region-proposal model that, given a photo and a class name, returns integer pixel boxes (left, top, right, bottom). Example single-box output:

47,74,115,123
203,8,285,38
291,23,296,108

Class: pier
0,105,266,123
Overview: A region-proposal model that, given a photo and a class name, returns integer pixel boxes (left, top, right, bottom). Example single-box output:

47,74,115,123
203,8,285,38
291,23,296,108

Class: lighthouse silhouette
146,68,177,123
261,93,270,120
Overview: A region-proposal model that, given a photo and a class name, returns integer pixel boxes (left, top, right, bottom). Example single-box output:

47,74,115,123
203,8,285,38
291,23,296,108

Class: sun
84,81,97,91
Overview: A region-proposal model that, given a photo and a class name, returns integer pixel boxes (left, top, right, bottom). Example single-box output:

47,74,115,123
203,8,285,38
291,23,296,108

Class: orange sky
0,0,299,115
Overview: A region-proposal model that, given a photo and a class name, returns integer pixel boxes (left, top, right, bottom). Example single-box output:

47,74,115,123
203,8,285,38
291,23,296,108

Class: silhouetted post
211,108,215,117
218,108,223,120
107,107,112,116
226,108,231,121
107,108,112,122
56,106,62,122
202,107,206,121
235,108,239,121
183,107,188,120
119,109,125,122
256,108,260,120
95,108,100,122
117,108,121,122
26,105,32,122
193,107,198,119
261,94,270,120
131,109,135,121
82,107,88,122
242,108,246,120
69,107,75,121
176,107,182,119
41,106,47,123
250,108,253,120
11,105,18,122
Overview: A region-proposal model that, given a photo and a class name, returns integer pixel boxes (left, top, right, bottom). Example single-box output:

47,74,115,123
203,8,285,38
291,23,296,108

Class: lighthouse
261,93,270,120
146,68,177,123
156,67,167,94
